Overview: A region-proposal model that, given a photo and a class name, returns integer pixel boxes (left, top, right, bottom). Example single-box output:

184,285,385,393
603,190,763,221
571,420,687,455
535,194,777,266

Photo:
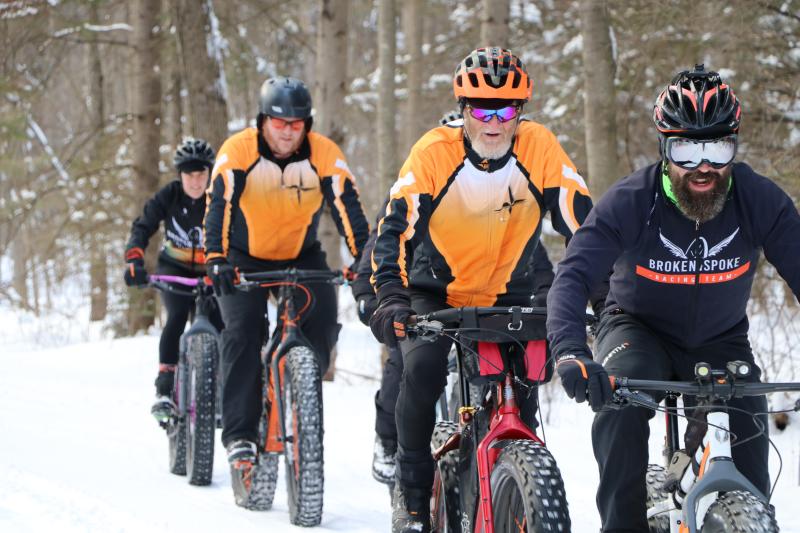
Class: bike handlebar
149,274,205,287
408,305,596,338
612,376,800,400
414,305,547,323
237,268,344,288
146,274,209,297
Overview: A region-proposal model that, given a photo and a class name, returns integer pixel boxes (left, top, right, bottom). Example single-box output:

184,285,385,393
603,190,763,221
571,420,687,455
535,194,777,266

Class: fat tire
646,464,671,533
701,490,778,533
283,346,324,527
168,360,187,476
431,421,461,532
185,332,218,486
489,440,570,532
232,453,280,511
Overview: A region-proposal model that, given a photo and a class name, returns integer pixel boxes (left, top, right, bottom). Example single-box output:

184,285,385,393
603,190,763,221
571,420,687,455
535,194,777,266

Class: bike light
726,360,750,378
694,362,711,379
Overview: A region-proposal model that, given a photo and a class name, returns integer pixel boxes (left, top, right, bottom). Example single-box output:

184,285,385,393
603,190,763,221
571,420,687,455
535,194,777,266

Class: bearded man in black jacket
547,65,800,533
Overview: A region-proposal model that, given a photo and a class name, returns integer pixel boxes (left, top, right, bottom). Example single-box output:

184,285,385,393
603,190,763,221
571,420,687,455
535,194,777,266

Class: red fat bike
409,306,571,533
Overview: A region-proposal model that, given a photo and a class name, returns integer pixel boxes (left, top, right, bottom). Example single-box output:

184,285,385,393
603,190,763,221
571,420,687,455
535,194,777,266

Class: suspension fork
664,394,680,463
270,284,299,448
474,372,539,533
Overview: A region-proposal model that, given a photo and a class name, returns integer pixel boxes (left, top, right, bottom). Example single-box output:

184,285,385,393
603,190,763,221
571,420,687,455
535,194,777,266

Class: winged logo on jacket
659,227,739,259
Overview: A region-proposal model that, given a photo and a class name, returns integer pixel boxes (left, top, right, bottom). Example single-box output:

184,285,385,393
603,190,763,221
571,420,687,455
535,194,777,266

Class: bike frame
149,275,222,428
425,307,548,533
236,269,341,456
656,402,767,533
261,281,315,454
614,371,800,533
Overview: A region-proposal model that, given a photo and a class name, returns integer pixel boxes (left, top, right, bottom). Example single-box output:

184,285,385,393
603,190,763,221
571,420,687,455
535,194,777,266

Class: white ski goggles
665,135,737,170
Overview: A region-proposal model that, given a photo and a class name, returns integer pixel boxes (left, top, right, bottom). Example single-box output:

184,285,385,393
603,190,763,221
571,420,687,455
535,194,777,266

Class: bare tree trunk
377,0,397,194
402,0,423,154
88,0,108,322
175,0,229,149
480,0,509,48
315,0,348,272
12,234,29,309
315,0,349,381
129,0,162,333
580,0,618,196
166,0,184,143
315,0,348,146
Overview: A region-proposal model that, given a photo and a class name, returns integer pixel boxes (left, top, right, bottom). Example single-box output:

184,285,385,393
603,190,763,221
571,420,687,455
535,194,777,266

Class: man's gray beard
669,167,730,223
471,137,512,160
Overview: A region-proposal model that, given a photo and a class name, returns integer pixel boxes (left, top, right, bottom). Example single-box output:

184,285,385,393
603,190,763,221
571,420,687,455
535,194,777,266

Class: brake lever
413,319,445,342
610,388,659,411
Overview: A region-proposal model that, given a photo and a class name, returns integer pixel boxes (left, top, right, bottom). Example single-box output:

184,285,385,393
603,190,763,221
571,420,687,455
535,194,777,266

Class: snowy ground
1,307,799,532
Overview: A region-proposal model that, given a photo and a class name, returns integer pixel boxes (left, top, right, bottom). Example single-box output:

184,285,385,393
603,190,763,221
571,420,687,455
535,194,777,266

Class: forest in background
1,0,798,378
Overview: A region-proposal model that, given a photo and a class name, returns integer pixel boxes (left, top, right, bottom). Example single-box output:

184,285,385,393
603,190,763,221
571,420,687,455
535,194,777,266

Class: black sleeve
126,182,176,256
546,178,645,358
352,198,389,299
756,178,800,301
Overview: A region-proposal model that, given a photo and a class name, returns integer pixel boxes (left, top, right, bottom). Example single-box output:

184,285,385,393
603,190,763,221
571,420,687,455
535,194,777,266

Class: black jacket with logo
126,180,207,274
547,161,800,358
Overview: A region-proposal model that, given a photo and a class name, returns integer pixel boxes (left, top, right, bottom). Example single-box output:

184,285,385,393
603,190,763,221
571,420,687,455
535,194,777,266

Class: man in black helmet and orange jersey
204,77,369,507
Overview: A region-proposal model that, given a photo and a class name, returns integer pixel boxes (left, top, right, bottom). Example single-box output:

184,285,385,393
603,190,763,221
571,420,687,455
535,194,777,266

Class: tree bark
402,0,423,154
88,0,108,322
580,0,618,196
129,0,162,333
480,0,509,48
175,0,229,150
315,0,349,381
377,0,397,194
315,0,348,273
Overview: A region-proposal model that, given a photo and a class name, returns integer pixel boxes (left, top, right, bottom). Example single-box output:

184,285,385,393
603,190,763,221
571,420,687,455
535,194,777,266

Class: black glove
207,257,237,296
356,294,378,326
556,353,612,411
369,294,414,348
124,258,148,287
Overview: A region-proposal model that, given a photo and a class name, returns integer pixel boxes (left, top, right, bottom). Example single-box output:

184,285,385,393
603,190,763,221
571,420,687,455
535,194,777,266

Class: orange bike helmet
453,47,532,103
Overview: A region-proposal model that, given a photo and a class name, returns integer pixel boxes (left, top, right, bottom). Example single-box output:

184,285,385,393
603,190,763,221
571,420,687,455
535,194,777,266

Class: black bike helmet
653,64,741,139
257,76,313,131
173,137,215,173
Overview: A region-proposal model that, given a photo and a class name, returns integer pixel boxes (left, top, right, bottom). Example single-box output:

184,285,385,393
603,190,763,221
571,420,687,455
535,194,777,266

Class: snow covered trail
1,320,799,532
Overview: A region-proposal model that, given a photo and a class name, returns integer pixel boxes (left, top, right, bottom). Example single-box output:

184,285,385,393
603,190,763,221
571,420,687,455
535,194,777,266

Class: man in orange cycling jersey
369,47,594,533
204,77,369,492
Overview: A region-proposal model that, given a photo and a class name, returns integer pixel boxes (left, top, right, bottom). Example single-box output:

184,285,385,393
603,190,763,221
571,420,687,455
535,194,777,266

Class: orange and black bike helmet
453,47,532,103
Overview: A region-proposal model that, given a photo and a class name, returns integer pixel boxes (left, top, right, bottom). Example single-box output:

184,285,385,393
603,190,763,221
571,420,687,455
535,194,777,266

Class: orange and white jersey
371,120,592,307
205,128,369,265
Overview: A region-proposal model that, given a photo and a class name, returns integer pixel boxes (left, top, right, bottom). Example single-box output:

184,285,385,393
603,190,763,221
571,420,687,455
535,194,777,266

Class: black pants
592,312,769,533
157,263,224,366
217,252,339,446
375,345,403,443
